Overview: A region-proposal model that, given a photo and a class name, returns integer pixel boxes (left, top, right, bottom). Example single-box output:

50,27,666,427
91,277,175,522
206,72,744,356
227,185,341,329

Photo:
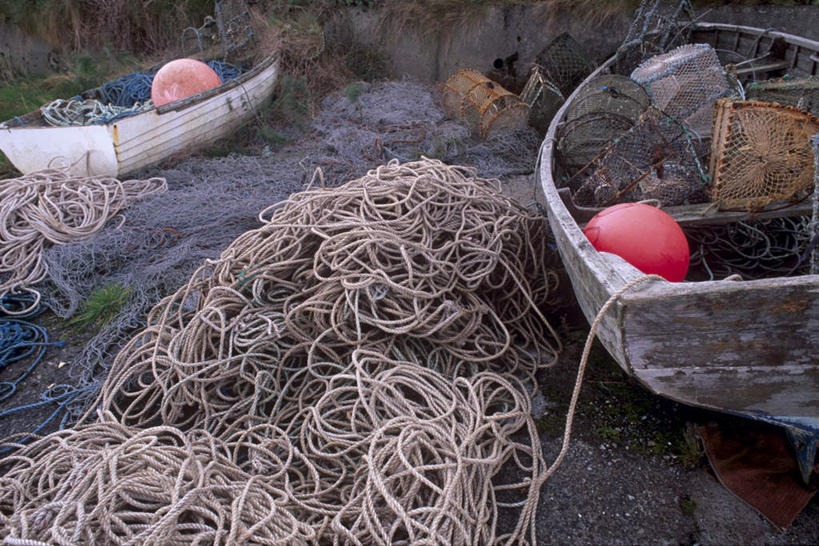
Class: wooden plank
635,365,819,417
622,278,819,371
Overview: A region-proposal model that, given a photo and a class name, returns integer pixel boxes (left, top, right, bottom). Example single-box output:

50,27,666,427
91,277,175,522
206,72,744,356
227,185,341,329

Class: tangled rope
40,98,153,127
0,169,167,315
1,159,562,544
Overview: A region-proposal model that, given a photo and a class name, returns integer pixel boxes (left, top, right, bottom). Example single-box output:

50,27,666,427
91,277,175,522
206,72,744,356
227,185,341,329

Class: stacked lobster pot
630,43,732,139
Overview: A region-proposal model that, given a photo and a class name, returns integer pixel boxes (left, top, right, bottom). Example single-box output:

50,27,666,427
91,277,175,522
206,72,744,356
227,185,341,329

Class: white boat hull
0,56,278,177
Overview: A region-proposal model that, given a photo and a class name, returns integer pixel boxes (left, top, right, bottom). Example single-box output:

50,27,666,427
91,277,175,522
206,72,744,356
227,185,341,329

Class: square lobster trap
708,99,819,210
631,43,731,138
520,66,565,135
442,69,529,139
570,107,708,208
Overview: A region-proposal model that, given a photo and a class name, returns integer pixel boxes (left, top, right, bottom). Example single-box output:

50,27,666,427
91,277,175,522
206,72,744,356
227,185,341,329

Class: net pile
614,0,695,75
708,99,819,210
315,81,540,181
556,74,651,177
570,108,707,207
2,159,562,544
442,69,529,139
0,169,166,315
746,76,819,118
631,43,731,138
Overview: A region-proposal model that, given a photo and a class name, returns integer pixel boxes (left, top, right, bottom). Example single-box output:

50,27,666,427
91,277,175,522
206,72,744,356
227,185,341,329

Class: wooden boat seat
734,60,789,78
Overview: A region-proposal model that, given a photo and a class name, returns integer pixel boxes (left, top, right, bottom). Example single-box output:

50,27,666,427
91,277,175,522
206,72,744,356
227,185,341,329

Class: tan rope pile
0,169,167,314
1,159,562,544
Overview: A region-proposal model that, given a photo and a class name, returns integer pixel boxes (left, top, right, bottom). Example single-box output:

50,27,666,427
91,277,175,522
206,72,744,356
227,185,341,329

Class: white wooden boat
539,23,818,481
0,55,278,177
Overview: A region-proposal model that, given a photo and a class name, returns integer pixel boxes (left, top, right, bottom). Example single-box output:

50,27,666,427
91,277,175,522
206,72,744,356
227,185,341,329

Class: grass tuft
65,284,131,333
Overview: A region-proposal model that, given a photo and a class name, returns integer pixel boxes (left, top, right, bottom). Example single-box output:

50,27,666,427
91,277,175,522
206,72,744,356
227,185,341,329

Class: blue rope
0,315,100,453
206,60,244,83
0,292,42,318
99,71,155,107
0,319,64,402
0,384,96,453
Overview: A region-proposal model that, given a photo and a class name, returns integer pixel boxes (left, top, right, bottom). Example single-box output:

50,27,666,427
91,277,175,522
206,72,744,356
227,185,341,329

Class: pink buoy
582,202,690,282
150,59,222,107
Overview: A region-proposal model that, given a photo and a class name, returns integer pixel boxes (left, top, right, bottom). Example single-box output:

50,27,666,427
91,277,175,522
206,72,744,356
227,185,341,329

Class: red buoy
582,202,690,282
150,59,222,107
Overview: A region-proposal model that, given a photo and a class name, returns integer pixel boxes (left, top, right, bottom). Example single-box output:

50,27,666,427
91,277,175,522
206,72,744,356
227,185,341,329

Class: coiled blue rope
0,298,95,452
0,320,63,403
99,71,155,107
207,60,244,82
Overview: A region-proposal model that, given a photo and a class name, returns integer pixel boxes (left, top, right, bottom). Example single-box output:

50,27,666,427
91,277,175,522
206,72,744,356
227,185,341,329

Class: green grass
0,75,81,121
679,496,697,516
65,284,131,333
0,49,146,122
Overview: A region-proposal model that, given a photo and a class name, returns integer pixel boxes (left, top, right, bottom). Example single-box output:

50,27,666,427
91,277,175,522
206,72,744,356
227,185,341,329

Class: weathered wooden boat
0,55,278,178
539,22,819,481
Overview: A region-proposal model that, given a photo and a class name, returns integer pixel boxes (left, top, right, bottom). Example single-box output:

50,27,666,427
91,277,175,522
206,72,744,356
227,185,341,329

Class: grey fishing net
686,215,814,280
812,134,818,274
570,107,708,207
746,76,819,117
37,81,542,422
556,74,651,177
631,43,731,138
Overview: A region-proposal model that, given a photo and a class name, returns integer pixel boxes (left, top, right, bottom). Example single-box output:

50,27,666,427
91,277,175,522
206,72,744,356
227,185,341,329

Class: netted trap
180,0,254,60
520,66,565,135
708,99,819,210
442,69,529,139
746,76,819,117
631,43,732,138
614,0,696,74
534,33,596,98
556,74,651,176
571,107,708,207
564,74,651,122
